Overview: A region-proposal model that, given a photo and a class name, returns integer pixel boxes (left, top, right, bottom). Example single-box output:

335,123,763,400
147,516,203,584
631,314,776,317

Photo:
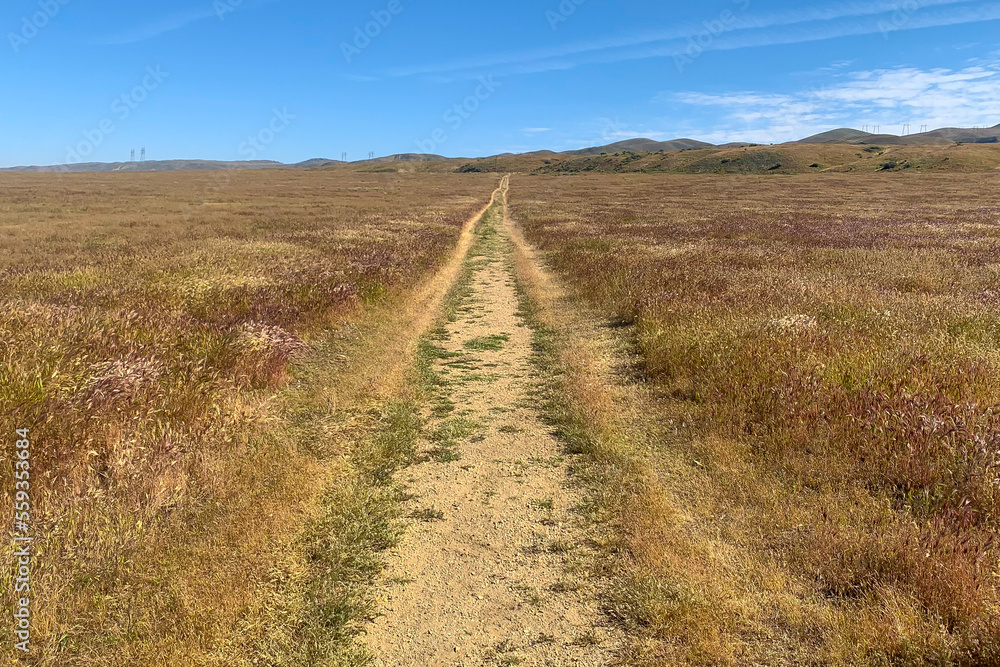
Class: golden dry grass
0,169,497,665
509,172,1000,665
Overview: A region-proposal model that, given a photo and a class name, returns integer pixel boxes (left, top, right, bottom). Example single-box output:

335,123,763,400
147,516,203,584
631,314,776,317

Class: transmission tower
140,147,146,162
341,152,348,161
368,151,375,160
130,149,135,161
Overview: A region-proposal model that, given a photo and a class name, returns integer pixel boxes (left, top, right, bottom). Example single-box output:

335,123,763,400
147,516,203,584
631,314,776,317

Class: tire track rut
361,181,619,666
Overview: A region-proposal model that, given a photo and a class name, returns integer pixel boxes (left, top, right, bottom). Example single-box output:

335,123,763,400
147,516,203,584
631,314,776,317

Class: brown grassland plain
0,170,497,665
509,173,1000,665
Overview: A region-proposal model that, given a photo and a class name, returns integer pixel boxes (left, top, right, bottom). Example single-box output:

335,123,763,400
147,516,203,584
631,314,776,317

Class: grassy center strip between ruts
0,172,501,665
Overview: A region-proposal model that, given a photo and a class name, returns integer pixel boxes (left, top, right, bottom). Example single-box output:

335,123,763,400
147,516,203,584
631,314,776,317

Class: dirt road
361,182,619,665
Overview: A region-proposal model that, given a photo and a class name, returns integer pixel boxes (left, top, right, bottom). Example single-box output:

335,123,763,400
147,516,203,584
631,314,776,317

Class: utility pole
341,152,348,162
368,151,375,160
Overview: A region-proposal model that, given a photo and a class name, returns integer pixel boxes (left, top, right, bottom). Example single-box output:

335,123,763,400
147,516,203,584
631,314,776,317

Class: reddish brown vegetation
511,173,1000,663
0,170,495,663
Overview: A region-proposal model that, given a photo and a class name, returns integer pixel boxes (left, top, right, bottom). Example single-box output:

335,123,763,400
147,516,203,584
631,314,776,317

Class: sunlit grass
511,172,1000,664
0,169,496,664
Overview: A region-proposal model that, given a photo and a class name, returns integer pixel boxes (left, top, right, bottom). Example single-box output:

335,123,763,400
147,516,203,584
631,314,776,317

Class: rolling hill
0,153,446,173
564,138,714,155
3,123,998,174
1,159,289,173
798,125,1000,146
525,142,1000,176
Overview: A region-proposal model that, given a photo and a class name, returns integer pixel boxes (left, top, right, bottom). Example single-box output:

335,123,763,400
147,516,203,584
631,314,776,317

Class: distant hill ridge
3,123,997,172
564,138,713,155
0,153,449,173
796,124,1000,146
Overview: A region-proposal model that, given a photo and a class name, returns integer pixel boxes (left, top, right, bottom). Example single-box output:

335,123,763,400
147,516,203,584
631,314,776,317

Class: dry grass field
0,170,497,665
5,165,1000,666
509,173,1000,664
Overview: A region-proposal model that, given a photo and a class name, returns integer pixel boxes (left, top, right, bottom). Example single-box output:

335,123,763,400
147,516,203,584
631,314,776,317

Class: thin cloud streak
501,2,1000,77
99,0,283,45
98,7,219,45
384,0,997,79
564,2,1000,73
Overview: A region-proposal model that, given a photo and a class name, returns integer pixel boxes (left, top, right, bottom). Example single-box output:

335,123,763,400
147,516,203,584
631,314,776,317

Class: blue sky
2,0,999,166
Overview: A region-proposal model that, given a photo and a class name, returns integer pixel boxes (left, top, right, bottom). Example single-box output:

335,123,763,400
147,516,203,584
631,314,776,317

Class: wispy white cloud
522,127,552,134
661,2,1000,65
668,62,1000,143
793,59,857,76
383,0,999,80
98,8,218,45
99,0,283,45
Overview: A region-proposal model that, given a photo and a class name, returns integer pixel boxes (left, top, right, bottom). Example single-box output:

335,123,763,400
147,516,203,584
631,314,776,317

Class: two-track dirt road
360,181,620,666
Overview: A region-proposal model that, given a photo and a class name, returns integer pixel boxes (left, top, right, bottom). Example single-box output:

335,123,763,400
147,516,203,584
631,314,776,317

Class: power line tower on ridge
141,147,146,162
130,149,135,162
